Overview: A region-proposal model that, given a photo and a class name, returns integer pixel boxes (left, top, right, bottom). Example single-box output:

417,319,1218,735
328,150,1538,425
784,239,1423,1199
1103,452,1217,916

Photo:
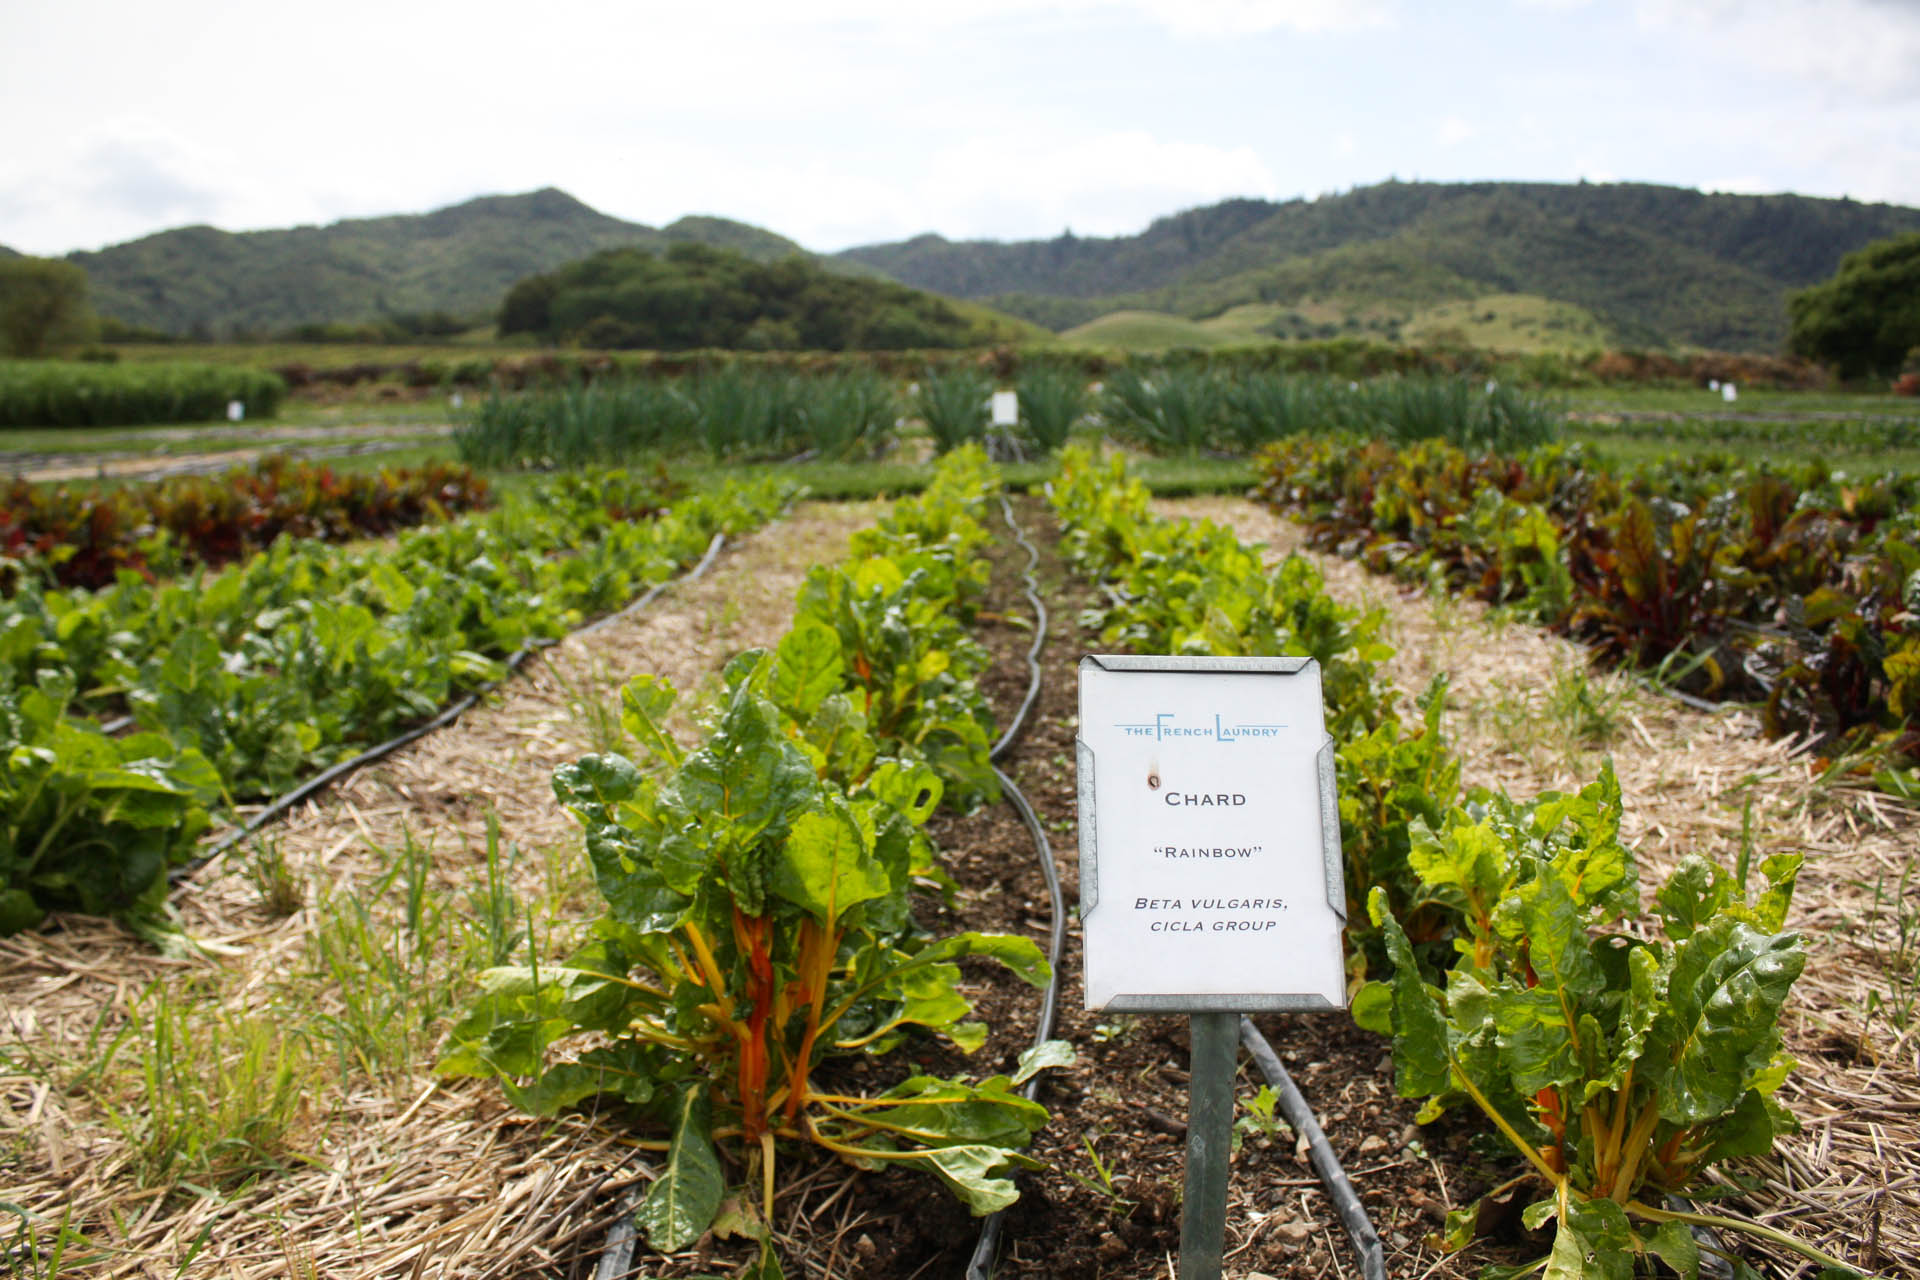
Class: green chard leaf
1657,921,1805,1126
636,1085,725,1253
1369,886,1452,1098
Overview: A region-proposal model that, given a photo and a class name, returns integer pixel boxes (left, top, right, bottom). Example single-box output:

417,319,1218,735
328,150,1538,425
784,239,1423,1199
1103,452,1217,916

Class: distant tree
498,273,559,338
0,256,96,355
1787,231,1920,378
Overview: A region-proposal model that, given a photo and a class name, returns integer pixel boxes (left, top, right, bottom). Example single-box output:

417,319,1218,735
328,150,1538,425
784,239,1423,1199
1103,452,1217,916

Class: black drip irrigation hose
1239,1020,1387,1280
166,532,729,895
967,495,1384,1280
968,495,1065,1280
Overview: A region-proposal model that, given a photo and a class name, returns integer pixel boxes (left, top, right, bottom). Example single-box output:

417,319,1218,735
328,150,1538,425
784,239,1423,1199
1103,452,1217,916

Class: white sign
1076,655,1346,1013
226,399,245,422
990,389,1019,427
1722,382,1738,403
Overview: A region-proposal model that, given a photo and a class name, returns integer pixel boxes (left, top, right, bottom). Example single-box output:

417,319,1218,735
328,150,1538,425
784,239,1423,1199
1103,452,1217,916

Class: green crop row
458,363,1567,470
1254,437,1920,793
1097,368,1562,455
454,368,904,468
0,360,287,427
0,471,794,934
440,447,1063,1276
1046,446,1844,1279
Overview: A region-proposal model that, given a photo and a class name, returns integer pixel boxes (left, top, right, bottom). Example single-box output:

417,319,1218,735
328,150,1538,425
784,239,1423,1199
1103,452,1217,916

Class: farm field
2,376,1917,1278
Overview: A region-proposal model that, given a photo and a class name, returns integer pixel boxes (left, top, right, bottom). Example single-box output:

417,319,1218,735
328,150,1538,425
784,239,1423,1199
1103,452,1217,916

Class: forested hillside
839,180,1920,350
69,190,809,338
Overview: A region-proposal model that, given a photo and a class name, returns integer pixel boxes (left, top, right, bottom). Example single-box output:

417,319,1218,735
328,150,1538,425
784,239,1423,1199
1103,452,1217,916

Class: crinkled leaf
1583,945,1657,1106
1370,886,1452,1098
774,800,890,924
769,621,843,718
1495,985,1579,1096
872,1074,1049,1150
1660,922,1805,1125
909,1144,1036,1216
918,931,1050,988
865,758,943,826
553,753,643,817
1012,1039,1077,1086
1645,1220,1699,1278
636,1086,724,1253
584,824,694,933
619,674,682,766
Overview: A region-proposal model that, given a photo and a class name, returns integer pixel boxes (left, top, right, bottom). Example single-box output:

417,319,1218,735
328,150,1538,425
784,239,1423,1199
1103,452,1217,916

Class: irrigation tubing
1238,1019,1387,1280
166,532,729,895
968,495,1384,1280
968,494,1066,1280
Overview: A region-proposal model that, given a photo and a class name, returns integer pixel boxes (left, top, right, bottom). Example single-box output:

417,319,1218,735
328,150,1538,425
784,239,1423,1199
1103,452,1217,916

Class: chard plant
439,677,1056,1268
1361,766,1855,1278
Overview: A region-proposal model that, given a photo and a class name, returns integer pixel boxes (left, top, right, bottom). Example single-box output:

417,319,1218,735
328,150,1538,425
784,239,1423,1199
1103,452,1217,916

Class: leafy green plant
916,368,991,454
1362,766,1850,1278
1231,1085,1287,1155
1099,366,1224,453
438,681,1055,1260
1013,367,1087,453
0,667,219,934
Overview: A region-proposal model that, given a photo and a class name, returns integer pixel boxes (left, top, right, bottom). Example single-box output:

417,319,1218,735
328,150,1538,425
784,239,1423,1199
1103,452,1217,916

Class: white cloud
1118,0,1396,34
0,121,333,254
580,129,1285,249
1437,116,1474,146
1634,0,1920,102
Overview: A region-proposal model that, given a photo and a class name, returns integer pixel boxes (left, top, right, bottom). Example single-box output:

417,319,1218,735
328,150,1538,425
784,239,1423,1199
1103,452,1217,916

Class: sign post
1076,655,1347,1278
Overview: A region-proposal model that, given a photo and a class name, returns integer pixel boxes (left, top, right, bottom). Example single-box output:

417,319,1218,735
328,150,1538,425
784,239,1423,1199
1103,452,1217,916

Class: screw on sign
1077,654,1347,1278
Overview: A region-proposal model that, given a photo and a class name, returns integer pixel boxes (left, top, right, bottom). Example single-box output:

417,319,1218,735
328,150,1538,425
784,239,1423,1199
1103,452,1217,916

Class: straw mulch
0,501,881,1279
1164,495,1919,1277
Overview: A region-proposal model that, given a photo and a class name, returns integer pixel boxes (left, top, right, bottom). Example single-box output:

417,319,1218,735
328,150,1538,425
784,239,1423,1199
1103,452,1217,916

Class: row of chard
3,456,497,591
1253,438,1920,794
1045,445,1845,1280
438,446,1063,1278
0,471,792,934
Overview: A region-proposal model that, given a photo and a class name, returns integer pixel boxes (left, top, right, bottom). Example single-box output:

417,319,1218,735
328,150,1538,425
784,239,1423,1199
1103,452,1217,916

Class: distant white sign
1077,655,1347,1013
226,400,245,422
1722,382,1739,403
991,389,1019,427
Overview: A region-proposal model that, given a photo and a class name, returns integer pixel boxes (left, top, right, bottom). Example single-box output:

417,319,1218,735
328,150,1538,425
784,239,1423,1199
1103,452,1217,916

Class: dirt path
7,421,455,483
1163,495,1920,1276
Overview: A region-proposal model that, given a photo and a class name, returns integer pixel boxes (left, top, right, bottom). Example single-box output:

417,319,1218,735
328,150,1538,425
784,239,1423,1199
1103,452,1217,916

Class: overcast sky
3,0,1917,258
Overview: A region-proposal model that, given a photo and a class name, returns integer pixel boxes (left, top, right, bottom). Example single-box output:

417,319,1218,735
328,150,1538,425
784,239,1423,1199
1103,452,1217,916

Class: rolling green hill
501,241,1042,350
68,189,816,338
839,180,1920,352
